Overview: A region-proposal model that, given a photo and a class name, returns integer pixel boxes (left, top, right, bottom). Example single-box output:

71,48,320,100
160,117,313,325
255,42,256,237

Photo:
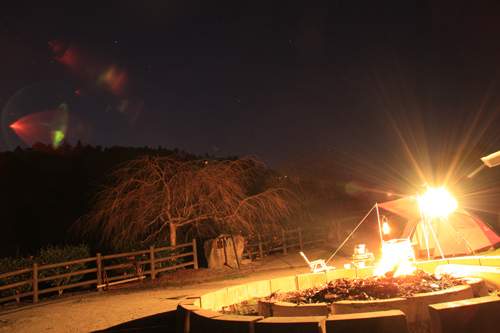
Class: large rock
204,235,244,268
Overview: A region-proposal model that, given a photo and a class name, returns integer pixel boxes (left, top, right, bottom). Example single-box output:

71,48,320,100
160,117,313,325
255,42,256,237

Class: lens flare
419,187,458,218
2,82,92,152
116,99,144,125
9,108,91,149
50,41,132,99
99,65,130,95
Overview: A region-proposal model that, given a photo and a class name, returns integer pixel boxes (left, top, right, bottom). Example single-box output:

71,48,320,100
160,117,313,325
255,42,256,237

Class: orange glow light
419,187,458,218
374,239,415,277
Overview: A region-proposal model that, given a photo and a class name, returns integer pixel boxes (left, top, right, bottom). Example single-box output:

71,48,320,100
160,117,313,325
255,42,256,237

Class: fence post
32,263,38,303
298,227,303,251
96,253,102,292
258,234,263,259
192,239,198,269
282,229,287,255
149,246,155,279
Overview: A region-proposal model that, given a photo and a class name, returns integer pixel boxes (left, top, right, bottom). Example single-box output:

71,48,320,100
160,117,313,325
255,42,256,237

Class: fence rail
0,239,197,304
242,227,327,259
1,226,325,305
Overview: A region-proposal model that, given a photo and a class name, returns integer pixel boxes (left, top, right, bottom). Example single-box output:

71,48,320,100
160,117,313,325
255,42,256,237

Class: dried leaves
262,269,463,305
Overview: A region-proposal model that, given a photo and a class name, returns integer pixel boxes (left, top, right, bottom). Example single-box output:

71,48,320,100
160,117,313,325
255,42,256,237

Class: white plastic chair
300,252,334,273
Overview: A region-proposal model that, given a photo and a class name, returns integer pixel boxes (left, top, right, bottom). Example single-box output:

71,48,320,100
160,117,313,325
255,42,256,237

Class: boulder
204,235,244,268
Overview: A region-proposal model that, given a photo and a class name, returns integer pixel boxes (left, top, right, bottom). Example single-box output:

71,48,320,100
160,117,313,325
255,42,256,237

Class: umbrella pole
326,204,377,264
423,220,430,260
425,216,445,259
417,192,431,260
455,229,476,255
462,237,476,255
376,203,383,246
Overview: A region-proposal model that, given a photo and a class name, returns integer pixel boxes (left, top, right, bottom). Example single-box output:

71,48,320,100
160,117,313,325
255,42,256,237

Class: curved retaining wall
176,255,500,333
331,284,473,332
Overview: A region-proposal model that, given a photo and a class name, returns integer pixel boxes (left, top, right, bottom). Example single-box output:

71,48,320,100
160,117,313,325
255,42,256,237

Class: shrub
106,240,183,278
36,244,90,292
0,255,34,299
240,229,286,257
153,241,184,276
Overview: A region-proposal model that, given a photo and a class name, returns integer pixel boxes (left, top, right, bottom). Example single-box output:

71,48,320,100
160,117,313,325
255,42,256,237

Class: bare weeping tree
73,155,296,246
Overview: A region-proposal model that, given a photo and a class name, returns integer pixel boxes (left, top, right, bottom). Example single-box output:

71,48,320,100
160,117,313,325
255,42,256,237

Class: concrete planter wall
177,256,500,333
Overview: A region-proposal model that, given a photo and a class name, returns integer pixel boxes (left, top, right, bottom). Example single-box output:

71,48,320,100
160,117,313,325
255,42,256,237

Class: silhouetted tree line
0,141,237,258
8,141,496,260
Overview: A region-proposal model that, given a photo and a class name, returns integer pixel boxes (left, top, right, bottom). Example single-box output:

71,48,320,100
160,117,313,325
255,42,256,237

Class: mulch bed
260,269,465,304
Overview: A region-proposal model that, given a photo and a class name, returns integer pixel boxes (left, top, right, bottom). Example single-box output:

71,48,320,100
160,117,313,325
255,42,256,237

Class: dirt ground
0,248,346,333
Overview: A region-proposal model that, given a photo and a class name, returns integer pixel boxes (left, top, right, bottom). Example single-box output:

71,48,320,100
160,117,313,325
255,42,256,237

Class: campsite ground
2,234,499,333
0,246,350,333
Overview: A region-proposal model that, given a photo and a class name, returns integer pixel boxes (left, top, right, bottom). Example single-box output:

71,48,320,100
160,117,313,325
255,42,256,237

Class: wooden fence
1,227,326,305
0,239,197,304
242,227,327,259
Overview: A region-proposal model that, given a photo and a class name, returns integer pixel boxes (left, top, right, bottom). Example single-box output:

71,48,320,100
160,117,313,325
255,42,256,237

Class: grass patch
221,297,259,315
204,273,250,283
477,248,500,257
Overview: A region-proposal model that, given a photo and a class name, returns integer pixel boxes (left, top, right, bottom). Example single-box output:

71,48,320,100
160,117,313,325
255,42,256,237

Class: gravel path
0,247,349,333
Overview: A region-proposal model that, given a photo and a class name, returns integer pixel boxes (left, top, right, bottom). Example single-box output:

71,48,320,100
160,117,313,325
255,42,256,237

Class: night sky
2,1,500,201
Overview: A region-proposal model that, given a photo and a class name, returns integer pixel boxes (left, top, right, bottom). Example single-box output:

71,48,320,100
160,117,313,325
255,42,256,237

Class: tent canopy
378,196,500,257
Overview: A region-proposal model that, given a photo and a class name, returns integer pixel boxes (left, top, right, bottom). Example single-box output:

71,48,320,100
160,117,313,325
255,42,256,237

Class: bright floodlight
481,150,500,168
419,187,458,218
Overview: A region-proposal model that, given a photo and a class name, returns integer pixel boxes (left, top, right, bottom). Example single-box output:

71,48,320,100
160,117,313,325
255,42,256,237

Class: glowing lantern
382,222,390,235
382,216,390,235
